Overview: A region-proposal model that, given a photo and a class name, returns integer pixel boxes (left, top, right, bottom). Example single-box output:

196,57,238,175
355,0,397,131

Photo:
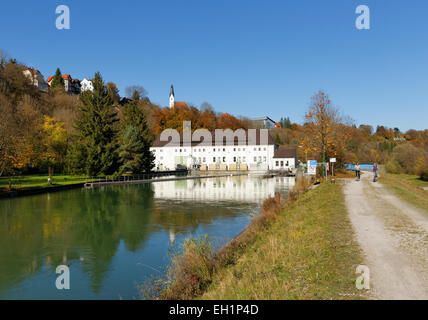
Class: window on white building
254,156,257,162
213,157,216,162
233,157,236,162
276,161,279,166
281,161,284,166
203,157,206,162
223,157,226,162
263,156,266,162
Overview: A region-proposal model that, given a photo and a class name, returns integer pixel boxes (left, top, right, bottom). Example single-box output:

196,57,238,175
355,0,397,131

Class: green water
0,175,294,299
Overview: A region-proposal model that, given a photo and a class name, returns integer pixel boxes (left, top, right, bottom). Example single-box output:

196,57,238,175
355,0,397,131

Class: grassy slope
379,173,428,214
201,182,363,300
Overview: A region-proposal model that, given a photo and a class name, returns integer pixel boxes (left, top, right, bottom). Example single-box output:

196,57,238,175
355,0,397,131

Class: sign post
307,160,317,175
330,158,336,177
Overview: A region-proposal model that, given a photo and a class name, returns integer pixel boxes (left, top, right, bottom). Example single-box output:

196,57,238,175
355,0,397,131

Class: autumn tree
302,91,349,166
41,116,68,179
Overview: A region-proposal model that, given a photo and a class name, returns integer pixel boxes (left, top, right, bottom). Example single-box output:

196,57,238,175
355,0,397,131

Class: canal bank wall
0,183,85,199
84,173,249,188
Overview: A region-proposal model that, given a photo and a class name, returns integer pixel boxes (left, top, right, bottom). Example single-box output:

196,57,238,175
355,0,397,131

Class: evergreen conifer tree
121,99,154,172
71,72,119,176
51,68,65,88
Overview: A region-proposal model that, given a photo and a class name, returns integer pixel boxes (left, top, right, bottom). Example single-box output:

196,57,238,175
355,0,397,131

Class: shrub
385,158,402,174
160,235,215,300
418,159,428,181
391,144,420,174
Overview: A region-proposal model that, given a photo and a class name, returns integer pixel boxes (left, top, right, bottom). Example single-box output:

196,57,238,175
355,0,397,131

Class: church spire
169,84,175,108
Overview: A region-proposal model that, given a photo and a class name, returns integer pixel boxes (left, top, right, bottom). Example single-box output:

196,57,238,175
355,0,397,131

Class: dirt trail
343,171,428,300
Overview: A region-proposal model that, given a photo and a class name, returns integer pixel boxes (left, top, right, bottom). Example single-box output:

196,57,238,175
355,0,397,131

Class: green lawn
380,173,428,214
200,182,364,300
0,174,91,191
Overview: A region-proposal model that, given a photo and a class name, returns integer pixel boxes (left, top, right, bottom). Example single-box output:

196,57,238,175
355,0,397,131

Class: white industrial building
150,130,296,172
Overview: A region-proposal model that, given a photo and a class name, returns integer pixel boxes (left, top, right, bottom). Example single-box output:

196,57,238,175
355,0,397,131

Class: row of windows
192,156,268,163
152,147,268,153
276,160,289,166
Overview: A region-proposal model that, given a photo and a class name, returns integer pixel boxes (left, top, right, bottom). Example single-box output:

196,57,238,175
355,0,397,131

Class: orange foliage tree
302,91,351,165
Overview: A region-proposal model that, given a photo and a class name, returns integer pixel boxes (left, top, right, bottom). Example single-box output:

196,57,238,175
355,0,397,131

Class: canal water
0,175,294,299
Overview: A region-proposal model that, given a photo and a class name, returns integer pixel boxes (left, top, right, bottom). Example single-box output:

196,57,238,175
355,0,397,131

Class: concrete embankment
84,173,249,188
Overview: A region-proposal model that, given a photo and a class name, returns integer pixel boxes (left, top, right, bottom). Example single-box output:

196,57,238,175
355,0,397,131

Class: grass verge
379,173,428,214
0,174,90,193
157,178,363,300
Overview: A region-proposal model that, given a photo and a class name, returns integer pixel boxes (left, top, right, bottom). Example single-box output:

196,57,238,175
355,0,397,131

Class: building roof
152,129,276,147
174,101,188,108
252,116,276,123
47,74,72,83
170,85,174,97
26,68,40,76
273,149,296,159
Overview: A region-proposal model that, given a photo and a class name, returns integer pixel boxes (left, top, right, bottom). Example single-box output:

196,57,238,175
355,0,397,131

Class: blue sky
1,0,427,131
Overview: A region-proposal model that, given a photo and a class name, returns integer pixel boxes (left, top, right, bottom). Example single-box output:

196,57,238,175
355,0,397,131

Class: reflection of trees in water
152,200,255,234
0,184,155,295
0,176,281,297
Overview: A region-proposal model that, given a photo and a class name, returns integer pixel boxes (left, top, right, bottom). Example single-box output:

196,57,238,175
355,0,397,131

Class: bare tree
125,85,148,100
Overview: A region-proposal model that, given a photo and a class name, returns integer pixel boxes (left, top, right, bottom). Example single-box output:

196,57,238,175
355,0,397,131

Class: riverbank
158,179,364,300
379,173,428,214
0,175,90,198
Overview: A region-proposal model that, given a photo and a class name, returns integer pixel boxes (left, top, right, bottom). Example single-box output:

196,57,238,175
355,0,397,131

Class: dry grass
200,182,363,300
380,173,428,215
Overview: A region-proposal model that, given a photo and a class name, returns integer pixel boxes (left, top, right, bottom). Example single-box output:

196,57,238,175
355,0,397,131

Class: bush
385,158,402,174
391,144,420,174
418,159,428,181
160,235,215,300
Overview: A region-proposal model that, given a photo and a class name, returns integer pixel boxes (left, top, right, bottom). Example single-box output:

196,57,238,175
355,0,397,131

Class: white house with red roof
46,74,81,94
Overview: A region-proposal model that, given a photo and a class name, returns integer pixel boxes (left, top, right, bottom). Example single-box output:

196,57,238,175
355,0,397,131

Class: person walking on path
373,163,378,182
355,163,361,181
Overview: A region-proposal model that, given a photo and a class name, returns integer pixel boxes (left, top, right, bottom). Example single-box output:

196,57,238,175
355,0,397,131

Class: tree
118,126,147,173
280,117,292,129
51,68,64,89
107,82,120,104
125,85,147,100
121,100,154,172
41,116,68,179
303,91,348,166
69,72,119,175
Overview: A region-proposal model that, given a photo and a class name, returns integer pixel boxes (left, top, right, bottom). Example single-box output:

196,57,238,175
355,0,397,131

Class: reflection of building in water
152,176,295,203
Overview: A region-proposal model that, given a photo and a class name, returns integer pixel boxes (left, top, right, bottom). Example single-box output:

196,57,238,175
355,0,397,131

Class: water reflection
0,175,294,299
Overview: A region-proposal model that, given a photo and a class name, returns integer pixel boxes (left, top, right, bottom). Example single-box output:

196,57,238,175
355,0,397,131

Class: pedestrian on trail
355,163,361,181
373,163,378,182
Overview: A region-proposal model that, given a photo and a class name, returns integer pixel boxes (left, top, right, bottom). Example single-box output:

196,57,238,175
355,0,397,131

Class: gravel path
344,171,428,299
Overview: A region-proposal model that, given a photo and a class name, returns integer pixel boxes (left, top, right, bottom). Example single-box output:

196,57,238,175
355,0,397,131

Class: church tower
169,85,175,108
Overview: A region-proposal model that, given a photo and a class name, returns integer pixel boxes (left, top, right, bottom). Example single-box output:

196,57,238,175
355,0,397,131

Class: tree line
1,52,427,182
270,91,428,180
